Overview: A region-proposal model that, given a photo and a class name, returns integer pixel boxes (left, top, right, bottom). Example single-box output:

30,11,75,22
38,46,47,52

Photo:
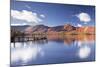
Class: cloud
11,10,42,24
11,23,27,26
76,13,91,23
40,14,45,18
77,24,82,27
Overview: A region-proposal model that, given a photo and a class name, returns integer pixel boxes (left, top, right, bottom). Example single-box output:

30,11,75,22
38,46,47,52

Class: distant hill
32,25,49,32
11,24,95,34
11,25,30,32
48,24,76,32
11,24,76,32
77,26,95,34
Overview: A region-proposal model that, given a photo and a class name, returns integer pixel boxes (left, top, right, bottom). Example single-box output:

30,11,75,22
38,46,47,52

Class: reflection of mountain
32,25,49,32
47,35,95,45
11,24,95,34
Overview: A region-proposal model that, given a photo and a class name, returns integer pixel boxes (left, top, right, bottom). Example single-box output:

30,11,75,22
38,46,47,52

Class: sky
11,0,95,27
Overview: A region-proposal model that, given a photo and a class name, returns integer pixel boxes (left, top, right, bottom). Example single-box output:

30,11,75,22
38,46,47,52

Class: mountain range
11,24,95,34
11,24,76,32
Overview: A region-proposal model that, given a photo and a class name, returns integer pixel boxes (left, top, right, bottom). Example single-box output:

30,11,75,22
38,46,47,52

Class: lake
11,35,95,67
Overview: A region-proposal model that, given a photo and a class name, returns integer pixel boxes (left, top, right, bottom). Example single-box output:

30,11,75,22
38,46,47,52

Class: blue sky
11,0,95,27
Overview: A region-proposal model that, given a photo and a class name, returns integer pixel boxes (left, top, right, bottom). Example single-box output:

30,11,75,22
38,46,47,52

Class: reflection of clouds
77,40,92,59
11,43,22,48
77,41,82,47
11,45,44,63
78,46,91,59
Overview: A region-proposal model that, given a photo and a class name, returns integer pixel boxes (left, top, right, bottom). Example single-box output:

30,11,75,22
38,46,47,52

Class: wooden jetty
11,33,47,42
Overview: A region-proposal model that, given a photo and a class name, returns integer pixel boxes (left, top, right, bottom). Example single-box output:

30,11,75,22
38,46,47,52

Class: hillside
11,24,95,34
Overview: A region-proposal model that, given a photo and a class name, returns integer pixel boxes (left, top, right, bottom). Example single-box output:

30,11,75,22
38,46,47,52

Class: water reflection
78,46,91,59
11,42,45,64
11,35,95,66
11,39,48,48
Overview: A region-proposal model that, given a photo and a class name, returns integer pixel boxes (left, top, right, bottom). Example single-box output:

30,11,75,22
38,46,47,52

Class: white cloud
40,14,45,18
77,24,82,27
11,23,27,26
76,13,91,23
11,10,42,24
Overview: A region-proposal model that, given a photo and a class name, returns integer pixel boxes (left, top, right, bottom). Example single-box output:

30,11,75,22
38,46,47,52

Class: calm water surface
11,35,95,67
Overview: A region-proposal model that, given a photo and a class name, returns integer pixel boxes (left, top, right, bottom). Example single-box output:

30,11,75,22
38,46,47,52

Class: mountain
48,24,76,32
11,24,76,33
64,24,76,31
77,26,95,34
48,26,64,32
32,25,49,32
11,25,30,32
11,24,95,34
